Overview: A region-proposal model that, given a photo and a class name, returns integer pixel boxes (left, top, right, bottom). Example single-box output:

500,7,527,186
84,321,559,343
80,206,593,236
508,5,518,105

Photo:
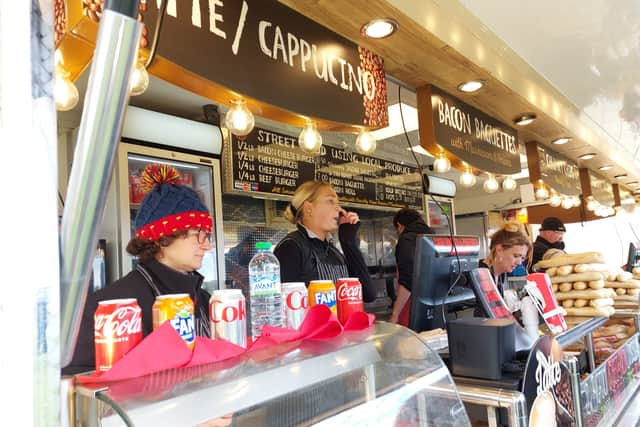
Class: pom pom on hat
134,164,212,241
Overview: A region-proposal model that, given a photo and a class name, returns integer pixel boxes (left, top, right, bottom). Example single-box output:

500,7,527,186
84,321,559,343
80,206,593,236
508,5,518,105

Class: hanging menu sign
225,127,422,210
418,85,521,175
589,171,615,206
537,146,580,196
141,0,387,129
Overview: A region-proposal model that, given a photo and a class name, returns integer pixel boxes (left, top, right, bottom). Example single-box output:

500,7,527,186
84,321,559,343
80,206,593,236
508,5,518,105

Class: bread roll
559,282,573,292
546,267,558,277
574,299,588,308
617,271,633,282
607,271,620,281
551,272,606,284
534,252,605,269
628,288,640,296
616,288,627,295
573,281,587,290
574,263,610,273
564,306,614,317
552,284,558,292
562,299,575,308
555,289,616,301
589,298,614,308
605,280,640,289
588,280,605,290
557,265,574,276
613,295,640,302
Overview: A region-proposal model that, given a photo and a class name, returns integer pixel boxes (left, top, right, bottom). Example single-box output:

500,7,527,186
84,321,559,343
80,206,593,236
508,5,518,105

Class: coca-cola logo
534,350,561,396
286,290,308,310
337,284,362,301
211,299,246,323
94,306,142,339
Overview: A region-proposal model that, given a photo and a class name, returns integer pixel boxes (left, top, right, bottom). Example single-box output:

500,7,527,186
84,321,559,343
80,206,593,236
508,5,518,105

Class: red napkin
343,311,376,331
77,322,192,384
186,337,246,367
257,304,343,344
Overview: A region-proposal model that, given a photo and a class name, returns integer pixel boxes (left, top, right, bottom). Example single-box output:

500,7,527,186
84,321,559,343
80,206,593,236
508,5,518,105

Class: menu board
224,127,423,210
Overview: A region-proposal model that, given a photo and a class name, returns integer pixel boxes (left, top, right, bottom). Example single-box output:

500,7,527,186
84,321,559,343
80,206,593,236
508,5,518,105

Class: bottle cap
255,242,272,250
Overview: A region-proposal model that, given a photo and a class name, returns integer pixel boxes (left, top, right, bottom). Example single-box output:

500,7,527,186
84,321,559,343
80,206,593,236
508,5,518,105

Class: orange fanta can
308,280,337,316
153,294,195,349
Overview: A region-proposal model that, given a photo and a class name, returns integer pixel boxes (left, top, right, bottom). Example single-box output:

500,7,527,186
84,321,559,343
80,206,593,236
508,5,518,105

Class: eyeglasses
187,229,212,244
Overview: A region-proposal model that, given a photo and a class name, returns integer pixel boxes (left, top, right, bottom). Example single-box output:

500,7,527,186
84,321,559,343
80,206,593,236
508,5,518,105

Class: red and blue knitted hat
134,164,212,241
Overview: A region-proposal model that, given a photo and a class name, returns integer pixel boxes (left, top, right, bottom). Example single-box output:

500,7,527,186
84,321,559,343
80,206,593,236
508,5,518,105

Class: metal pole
455,385,528,427
59,0,141,367
585,332,597,373
564,355,583,427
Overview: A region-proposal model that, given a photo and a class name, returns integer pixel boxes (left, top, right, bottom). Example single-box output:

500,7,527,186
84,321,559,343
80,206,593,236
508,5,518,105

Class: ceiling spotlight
614,174,628,179
502,176,517,191
361,18,398,39
549,193,562,207
459,169,477,188
599,165,613,171
551,137,572,145
433,153,451,174
571,196,581,207
535,185,549,200
586,197,598,211
578,153,597,160
457,80,485,93
483,174,500,193
514,113,537,126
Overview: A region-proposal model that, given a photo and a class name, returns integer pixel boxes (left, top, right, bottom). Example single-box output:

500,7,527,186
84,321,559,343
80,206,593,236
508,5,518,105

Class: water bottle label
250,274,280,296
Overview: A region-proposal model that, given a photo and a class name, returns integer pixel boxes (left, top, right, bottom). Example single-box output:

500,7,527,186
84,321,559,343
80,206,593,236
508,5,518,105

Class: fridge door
116,143,225,293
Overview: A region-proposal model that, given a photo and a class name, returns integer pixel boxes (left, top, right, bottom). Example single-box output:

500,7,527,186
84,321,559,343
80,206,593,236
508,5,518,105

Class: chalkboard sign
224,127,423,210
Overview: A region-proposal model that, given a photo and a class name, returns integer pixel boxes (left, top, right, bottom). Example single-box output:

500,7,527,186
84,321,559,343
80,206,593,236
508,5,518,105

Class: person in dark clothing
475,222,531,317
389,208,434,326
274,181,375,303
531,217,566,268
63,164,213,375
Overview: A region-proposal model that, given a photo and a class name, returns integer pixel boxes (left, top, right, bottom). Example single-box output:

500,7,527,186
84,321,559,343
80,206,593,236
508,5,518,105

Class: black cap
540,217,566,232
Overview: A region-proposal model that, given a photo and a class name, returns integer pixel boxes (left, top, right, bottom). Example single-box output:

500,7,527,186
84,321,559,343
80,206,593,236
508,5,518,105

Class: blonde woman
274,181,375,302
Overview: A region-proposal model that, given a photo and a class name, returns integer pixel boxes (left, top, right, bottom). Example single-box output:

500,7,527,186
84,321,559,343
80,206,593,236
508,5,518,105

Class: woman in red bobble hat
63,164,214,374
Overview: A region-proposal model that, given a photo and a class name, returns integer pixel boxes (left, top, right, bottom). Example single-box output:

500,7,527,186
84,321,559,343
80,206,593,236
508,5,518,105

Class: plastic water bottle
248,242,283,338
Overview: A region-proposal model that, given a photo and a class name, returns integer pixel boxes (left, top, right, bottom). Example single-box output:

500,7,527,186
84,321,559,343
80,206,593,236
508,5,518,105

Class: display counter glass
75,322,471,427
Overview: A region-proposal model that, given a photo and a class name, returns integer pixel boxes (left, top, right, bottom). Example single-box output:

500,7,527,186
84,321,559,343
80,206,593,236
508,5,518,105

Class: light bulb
502,176,517,191
561,197,573,209
129,59,149,96
459,169,476,188
433,154,451,174
571,196,581,207
586,198,598,211
53,71,79,111
535,186,549,200
355,130,376,155
224,99,255,137
298,122,323,154
483,174,499,193
549,194,562,207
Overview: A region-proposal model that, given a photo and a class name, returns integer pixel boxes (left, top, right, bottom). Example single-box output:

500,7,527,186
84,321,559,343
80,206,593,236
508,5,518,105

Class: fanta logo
95,306,142,339
314,290,336,306
337,284,362,301
286,290,308,310
212,299,246,323
170,312,195,343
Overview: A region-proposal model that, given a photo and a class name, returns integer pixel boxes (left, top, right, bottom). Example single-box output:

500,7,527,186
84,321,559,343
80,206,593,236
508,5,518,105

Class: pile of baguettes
534,251,640,325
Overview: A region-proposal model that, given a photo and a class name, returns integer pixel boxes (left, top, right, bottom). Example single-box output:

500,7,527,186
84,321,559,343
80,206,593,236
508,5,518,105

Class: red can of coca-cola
336,278,364,325
94,298,142,372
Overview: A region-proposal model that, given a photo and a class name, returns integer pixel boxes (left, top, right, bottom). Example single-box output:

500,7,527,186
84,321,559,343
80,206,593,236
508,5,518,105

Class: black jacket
395,219,434,292
63,259,211,375
274,223,376,302
531,236,565,268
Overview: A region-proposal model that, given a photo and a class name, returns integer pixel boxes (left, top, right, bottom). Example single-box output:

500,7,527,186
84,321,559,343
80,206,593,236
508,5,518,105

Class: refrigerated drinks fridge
99,141,225,294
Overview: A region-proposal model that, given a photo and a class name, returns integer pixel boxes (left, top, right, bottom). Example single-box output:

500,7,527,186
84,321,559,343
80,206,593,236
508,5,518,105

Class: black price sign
226,127,422,210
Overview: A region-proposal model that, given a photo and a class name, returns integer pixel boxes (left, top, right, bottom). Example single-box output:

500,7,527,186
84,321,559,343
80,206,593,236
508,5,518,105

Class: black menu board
225,127,422,210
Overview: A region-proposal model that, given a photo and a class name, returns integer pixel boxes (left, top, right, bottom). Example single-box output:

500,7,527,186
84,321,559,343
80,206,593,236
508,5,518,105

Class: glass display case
74,322,471,427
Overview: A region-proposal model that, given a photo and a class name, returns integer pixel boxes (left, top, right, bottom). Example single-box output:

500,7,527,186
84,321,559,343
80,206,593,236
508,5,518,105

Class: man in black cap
531,217,567,268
